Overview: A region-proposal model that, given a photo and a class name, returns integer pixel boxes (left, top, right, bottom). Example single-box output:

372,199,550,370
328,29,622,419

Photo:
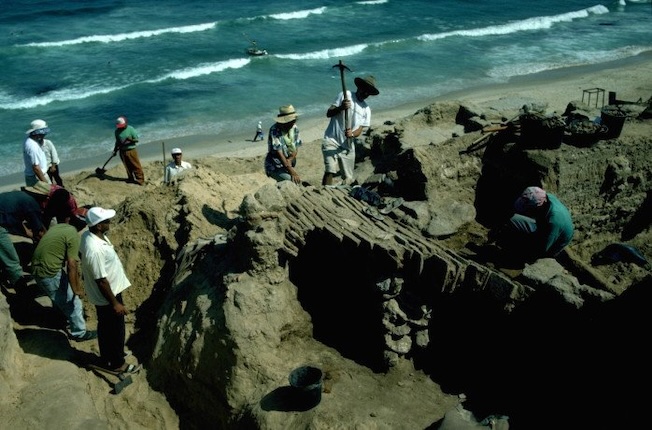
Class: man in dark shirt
0,191,47,289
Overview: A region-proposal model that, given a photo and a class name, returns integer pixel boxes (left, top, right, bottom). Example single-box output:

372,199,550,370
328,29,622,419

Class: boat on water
246,47,268,56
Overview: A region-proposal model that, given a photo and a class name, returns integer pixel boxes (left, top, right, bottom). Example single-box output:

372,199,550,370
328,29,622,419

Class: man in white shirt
164,147,192,184
79,207,139,374
322,75,379,186
23,119,51,186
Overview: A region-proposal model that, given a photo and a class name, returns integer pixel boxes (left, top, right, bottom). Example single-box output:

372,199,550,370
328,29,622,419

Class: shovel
95,152,117,176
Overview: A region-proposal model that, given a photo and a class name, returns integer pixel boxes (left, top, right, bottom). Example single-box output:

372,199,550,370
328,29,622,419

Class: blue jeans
34,270,87,337
268,170,292,182
0,226,23,284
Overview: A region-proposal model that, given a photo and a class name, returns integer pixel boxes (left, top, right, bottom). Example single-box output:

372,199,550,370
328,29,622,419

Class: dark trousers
96,293,126,370
48,165,64,187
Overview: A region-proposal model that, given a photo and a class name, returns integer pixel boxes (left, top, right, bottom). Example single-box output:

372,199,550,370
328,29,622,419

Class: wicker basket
564,120,609,147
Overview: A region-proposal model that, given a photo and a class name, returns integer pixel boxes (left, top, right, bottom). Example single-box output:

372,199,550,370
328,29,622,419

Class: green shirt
31,223,80,278
115,125,139,151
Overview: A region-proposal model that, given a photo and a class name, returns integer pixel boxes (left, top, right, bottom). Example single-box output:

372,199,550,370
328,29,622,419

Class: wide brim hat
86,207,116,227
26,119,50,135
354,75,379,95
22,181,52,196
275,105,299,124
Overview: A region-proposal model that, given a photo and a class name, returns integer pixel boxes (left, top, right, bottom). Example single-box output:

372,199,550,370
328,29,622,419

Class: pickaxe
332,60,352,147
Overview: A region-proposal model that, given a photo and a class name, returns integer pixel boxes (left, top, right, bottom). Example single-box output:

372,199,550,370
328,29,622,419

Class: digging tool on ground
332,60,352,147
95,152,117,176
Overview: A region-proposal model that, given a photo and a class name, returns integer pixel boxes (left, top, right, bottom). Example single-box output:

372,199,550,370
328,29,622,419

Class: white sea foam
418,6,609,42
0,58,250,110
275,44,368,60
20,22,216,47
487,46,651,79
267,7,327,20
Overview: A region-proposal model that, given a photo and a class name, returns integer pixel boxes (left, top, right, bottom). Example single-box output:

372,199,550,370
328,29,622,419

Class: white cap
86,207,116,227
171,147,182,155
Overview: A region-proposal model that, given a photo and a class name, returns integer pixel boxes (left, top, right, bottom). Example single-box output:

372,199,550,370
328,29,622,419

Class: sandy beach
3,51,650,193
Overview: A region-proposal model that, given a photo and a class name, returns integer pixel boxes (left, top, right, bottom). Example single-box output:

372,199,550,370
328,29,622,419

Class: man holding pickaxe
322,60,379,186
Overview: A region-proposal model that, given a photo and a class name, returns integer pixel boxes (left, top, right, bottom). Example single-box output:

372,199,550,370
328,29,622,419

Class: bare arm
275,149,300,184
32,164,48,182
95,277,127,315
67,258,84,296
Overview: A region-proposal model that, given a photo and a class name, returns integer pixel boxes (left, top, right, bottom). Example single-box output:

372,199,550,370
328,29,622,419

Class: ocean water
1,0,650,180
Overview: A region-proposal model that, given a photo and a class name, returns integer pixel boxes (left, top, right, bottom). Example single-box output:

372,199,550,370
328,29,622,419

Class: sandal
363,206,385,222
113,363,142,375
379,197,404,215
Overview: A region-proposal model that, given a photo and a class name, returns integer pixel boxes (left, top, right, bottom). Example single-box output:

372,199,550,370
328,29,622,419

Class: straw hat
275,105,299,124
22,181,52,196
354,75,379,95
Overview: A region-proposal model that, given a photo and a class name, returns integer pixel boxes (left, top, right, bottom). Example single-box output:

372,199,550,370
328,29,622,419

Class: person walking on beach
264,105,302,184
113,116,144,185
79,207,140,373
31,197,96,342
41,133,64,187
253,121,264,141
164,147,192,184
322,75,379,186
23,119,51,186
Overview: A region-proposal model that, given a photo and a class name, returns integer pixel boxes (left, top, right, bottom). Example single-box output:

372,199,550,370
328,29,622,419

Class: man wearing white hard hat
79,207,140,373
23,119,51,186
164,147,192,184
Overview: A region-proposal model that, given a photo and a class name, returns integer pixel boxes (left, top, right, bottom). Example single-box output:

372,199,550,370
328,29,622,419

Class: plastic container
289,365,323,407
600,107,626,139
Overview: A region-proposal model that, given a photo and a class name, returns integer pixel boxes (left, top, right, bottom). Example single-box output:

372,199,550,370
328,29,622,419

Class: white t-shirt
164,160,192,183
323,90,371,149
80,230,131,306
23,137,48,177
41,139,60,166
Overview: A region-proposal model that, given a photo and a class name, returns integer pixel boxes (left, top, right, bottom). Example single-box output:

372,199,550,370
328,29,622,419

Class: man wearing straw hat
264,105,302,184
23,119,51,186
322,75,379,186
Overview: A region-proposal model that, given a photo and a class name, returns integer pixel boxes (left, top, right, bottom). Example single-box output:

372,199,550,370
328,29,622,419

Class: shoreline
2,51,650,193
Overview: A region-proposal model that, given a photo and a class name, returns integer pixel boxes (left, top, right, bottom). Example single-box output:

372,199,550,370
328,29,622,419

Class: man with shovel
113,116,144,185
322,72,379,186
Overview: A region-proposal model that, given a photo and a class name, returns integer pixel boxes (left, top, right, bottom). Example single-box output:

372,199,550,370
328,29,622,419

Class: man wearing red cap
113,116,144,185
